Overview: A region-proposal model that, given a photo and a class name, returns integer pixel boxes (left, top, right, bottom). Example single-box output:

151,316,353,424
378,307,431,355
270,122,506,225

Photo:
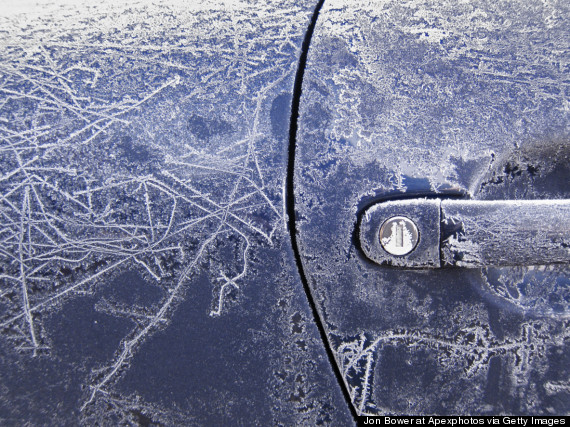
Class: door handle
359,198,569,268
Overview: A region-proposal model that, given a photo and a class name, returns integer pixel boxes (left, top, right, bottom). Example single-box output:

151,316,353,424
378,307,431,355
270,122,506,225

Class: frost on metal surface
441,200,570,267
335,322,569,415
481,266,570,319
474,141,570,318
0,1,352,424
296,0,569,415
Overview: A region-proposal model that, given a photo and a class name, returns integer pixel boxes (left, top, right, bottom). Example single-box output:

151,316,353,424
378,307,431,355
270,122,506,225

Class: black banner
357,416,567,427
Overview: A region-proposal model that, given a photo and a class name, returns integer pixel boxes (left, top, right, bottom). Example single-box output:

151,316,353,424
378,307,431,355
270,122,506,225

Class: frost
337,322,569,416
0,0,315,419
336,333,381,415
482,265,570,318
296,0,569,415
442,231,483,267
544,381,570,396
301,0,569,193
80,391,191,426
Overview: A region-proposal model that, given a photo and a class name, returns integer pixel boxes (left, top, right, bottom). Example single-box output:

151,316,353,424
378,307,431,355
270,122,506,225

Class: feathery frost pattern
0,0,308,415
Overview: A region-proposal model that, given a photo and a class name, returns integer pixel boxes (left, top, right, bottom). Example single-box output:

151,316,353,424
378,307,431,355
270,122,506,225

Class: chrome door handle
359,198,570,268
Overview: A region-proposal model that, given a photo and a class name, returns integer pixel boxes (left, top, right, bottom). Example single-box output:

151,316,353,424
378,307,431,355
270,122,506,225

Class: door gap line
286,0,359,421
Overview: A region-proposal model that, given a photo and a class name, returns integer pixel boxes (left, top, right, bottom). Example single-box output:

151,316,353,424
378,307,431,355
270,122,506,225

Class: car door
0,1,354,424
294,0,569,416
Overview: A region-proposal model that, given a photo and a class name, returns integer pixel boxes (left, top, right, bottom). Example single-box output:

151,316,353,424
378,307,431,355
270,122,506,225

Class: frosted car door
294,0,569,416
0,1,353,424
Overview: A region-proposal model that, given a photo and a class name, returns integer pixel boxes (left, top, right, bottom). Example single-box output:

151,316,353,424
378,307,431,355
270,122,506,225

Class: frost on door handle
359,198,570,269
